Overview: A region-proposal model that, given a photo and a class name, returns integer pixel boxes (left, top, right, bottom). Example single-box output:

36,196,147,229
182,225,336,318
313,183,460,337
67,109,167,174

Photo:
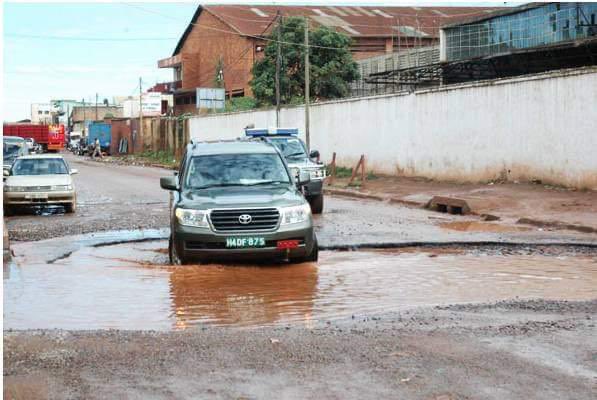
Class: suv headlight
51,185,73,191
175,208,209,228
309,168,326,179
279,203,311,226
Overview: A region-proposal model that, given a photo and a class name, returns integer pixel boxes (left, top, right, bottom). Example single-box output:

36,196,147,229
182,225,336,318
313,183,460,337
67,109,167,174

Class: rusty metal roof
172,4,503,56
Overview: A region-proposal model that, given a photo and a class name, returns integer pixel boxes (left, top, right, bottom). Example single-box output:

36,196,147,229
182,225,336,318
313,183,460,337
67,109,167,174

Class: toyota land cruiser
160,140,318,264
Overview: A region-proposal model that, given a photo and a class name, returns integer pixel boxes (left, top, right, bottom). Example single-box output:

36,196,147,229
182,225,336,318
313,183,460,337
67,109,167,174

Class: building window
183,96,190,105
38,110,42,114
44,111,49,114
175,97,183,105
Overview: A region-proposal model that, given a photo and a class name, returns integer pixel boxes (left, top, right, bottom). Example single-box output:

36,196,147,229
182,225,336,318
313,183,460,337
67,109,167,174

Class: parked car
76,137,91,156
25,138,41,154
245,128,326,214
3,154,78,215
3,136,29,177
68,132,82,152
160,139,318,265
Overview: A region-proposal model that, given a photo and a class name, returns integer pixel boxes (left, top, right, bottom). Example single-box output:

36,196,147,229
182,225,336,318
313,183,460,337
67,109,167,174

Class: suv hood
181,185,304,210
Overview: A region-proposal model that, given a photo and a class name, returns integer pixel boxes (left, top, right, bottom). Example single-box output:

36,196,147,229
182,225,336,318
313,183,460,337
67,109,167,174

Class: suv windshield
12,158,69,175
185,153,290,189
268,137,307,159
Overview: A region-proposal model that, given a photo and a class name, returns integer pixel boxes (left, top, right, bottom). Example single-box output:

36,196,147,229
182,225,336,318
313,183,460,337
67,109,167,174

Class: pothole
4,240,596,331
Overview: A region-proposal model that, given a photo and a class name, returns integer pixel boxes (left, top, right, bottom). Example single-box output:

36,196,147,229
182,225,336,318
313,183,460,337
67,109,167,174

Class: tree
250,17,359,105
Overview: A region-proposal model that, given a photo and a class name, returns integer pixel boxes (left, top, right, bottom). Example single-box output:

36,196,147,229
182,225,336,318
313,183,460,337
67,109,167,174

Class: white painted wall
189,67,597,188
30,103,54,124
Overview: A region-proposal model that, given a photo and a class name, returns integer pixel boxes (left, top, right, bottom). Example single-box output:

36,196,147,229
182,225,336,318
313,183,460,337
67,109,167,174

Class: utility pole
275,11,282,127
82,98,86,136
95,93,98,121
138,77,143,149
304,16,310,150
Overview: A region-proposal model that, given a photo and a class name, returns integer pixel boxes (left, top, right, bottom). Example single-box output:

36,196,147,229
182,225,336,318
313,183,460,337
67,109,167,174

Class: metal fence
348,45,440,96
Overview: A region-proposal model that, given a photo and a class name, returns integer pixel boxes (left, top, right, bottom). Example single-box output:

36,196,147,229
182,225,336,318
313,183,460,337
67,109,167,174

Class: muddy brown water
4,241,596,330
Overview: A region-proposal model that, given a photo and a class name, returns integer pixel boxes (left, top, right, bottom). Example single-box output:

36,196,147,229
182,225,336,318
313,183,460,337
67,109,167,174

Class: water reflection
168,262,318,328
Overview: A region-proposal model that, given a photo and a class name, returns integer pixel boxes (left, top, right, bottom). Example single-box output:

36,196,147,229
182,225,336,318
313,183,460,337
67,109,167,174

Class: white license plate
225,237,266,248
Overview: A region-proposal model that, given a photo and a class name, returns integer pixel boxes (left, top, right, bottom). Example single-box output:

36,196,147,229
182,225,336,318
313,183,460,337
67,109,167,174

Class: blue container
87,122,112,153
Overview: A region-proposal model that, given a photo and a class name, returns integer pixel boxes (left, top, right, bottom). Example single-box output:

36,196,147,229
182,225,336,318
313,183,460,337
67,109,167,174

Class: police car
245,128,326,214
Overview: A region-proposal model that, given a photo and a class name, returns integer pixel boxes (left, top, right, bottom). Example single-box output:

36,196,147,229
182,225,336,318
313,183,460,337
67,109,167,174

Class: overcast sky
2,1,513,122
3,2,196,121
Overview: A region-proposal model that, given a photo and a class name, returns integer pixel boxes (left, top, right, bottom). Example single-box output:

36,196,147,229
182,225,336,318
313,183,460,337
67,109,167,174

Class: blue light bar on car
245,127,299,137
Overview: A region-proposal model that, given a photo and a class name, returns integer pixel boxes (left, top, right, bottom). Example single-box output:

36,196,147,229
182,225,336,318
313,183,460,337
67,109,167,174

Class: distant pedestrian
92,138,103,159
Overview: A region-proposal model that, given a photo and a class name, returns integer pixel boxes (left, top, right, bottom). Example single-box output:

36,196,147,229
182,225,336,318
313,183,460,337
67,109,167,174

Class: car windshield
3,142,22,159
185,153,290,189
269,137,307,159
12,158,69,175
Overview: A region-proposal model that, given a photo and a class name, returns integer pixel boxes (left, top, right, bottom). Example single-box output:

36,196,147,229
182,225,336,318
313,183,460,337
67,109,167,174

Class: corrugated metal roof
172,4,503,56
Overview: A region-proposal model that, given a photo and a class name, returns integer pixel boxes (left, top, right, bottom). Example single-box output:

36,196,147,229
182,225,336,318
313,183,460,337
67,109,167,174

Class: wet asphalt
3,152,597,399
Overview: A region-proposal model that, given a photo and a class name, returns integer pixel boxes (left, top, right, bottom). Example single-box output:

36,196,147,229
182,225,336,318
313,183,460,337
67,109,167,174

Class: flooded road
4,241,596,330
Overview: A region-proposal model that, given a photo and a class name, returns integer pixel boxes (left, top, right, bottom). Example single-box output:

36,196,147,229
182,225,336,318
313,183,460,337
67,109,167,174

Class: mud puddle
440,221,531,233
4,241,596,330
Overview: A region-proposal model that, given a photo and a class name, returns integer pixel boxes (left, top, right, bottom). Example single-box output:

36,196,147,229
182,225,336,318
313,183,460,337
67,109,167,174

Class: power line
122,2,348,51
191,13,278,89
6,33,177,41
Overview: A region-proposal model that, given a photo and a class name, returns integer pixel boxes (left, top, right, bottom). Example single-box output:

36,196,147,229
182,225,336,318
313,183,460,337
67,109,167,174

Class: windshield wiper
285,152,306,158
245,180,288,186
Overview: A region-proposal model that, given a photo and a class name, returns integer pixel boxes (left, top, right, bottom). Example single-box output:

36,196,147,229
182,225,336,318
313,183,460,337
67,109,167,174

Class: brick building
158,4,500,114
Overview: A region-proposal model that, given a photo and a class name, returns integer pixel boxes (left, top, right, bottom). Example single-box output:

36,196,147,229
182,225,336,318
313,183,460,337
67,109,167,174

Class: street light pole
275,11,282,127
138,77,143,151
304,16,310,150
82,98,86,136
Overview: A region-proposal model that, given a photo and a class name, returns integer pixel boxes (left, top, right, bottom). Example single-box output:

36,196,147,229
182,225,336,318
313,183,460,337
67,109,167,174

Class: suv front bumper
173,220,316,261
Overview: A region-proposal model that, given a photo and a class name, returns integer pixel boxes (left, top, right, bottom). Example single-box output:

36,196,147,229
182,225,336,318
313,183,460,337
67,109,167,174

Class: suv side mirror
309,150,320,159
298,171,311,185
70,169,78,175
160,176,179,191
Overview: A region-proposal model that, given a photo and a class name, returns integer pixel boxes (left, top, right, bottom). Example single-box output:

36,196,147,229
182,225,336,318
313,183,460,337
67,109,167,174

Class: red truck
3,123,65,152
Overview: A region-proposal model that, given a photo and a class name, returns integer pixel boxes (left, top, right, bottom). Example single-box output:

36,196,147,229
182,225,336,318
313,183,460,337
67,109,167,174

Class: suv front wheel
169,235,188,265
307,193,324,214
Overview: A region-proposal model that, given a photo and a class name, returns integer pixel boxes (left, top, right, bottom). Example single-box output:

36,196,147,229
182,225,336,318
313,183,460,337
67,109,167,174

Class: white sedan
3,154,78,215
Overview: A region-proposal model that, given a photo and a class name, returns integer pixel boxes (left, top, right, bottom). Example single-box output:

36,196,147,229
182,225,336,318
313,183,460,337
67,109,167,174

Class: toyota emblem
238,214,252,224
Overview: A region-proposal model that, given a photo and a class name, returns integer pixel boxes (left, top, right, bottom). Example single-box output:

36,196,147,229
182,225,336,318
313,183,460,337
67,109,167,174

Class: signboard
141,92,162,116
197,88,225,110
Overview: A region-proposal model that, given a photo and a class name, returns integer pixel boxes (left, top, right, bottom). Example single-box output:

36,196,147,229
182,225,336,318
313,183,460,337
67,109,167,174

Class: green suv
160,140,318,264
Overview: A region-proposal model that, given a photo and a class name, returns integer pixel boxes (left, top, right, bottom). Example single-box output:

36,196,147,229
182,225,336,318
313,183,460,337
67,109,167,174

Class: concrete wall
189,67,597,189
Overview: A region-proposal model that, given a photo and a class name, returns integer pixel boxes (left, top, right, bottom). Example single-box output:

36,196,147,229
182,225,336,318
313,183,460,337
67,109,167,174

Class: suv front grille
210,208,280,232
